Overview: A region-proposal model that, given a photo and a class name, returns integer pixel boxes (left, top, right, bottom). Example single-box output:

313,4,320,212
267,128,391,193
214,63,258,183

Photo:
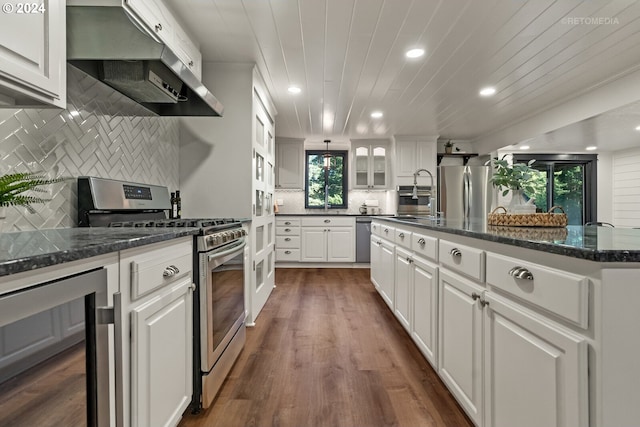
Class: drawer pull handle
188,60,194,67
509,267,534,280
155,23,162,32
285,228,291,232
285,250,292,254
384,228,389,233
480,299,490,307
449,248,462,257
376,241,382,246
285,221,291,225
399,232,405,238
163,265,179,277
471,292,481,301
417,238,426,246
324,219,331,223
285,238,291,241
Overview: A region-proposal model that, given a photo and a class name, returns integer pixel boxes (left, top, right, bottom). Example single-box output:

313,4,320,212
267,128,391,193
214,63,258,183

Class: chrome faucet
412,168,434,199
412,168,436,217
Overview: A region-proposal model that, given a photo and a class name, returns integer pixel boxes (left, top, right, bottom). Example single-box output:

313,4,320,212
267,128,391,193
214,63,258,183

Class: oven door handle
207,240,247,262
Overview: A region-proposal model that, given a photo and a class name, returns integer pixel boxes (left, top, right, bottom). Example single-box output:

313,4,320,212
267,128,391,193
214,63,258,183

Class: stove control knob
207,236,215,246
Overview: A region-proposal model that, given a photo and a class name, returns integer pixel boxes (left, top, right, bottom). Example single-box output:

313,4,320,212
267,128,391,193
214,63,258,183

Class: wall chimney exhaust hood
66,6,223,117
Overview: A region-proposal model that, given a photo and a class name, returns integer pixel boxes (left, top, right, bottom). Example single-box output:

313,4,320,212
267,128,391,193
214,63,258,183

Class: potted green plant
489,156,536,212
444,140,454,154
0,172,65,214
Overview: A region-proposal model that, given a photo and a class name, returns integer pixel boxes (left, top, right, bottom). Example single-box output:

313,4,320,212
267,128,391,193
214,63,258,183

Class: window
305,150,348,209
513,154,597,225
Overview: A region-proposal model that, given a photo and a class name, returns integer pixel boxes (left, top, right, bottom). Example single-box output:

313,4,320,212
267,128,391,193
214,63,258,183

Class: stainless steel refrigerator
438,165,492,223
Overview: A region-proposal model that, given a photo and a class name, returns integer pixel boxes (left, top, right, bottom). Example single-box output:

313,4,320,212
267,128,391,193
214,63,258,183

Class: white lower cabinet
121,238,194,427
483,292,588,427
301,226,354,262
394,247,412,331
371,235,395,309
410,255,438,368
438,268,484,426
131,278,193,427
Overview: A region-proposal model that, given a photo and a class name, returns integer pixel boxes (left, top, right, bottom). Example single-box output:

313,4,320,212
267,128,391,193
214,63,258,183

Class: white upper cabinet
275,138,304,189
352,140,389,189
124,0,202,78
0,0,66,108
394,136,438,185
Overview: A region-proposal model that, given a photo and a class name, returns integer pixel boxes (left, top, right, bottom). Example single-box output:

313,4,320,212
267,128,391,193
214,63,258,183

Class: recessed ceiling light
586,146,597,151
287,86,301,94
635,125,640,131
370,111,383,119
479,87,497,97
519,145,530,150
405,48,425,59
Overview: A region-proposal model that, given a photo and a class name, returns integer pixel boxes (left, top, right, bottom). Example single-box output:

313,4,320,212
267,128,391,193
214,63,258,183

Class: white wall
597,152,613,224
612,148,640,227
179,63,254,218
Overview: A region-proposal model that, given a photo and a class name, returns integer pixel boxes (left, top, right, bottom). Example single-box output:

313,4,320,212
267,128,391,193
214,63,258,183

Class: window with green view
305,150,348,209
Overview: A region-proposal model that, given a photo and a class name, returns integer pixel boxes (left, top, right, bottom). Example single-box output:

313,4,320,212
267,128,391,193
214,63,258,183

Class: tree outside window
305,150,348,209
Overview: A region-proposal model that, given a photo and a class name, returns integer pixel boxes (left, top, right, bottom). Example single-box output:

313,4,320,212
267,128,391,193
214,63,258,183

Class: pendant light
323,139,332,169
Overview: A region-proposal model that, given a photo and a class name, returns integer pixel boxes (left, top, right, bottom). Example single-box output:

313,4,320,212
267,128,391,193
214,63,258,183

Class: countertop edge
374,217,640,263
0,229,199,277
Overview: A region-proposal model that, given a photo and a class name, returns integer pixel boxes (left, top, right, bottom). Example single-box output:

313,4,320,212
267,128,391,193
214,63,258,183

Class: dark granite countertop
0,227,200,277
376,217,640,262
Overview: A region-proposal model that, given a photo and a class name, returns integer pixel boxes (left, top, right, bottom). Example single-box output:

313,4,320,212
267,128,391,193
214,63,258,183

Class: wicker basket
487,225,568,242
487,206,567,227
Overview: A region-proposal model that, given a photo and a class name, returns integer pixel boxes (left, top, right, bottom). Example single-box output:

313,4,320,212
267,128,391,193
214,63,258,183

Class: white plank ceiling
172,0,640,147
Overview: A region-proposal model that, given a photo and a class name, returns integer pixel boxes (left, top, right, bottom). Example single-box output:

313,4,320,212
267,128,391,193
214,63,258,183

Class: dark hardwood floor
180,268,473,427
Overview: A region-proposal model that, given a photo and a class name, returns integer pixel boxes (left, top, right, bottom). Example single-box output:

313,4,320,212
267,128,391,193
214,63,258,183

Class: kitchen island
371,216,640,427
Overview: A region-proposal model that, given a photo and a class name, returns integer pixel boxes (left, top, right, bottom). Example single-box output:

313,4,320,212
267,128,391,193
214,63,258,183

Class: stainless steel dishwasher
356,216,372,263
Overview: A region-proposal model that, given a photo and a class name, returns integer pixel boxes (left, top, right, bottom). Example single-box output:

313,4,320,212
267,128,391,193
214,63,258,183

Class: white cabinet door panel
394,247,412,332
0,0,65,106
327,227,354,262
131,278,193,427
484,293,588,427
411,256,438,367
438,269,483,426
301,228,326,262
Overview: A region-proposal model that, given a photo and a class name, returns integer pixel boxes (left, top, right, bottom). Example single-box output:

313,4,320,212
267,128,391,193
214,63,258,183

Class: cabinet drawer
276,226,300,236
130,241,192,300
276,248,300,262
439,239,485,282
412,232,437,261
276,235,300,249
394,227,412,248
276,218,301,227
486,252,589,328
373,223,395,240
301,217,354,227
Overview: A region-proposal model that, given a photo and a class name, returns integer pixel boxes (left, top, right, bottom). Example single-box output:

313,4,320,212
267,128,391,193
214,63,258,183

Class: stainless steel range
77,176,247,411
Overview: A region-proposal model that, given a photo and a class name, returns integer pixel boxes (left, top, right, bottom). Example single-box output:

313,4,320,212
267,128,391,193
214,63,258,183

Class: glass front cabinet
352,140,388,189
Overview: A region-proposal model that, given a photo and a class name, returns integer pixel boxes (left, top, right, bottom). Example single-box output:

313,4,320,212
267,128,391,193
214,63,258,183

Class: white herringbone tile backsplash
0,66,180,231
